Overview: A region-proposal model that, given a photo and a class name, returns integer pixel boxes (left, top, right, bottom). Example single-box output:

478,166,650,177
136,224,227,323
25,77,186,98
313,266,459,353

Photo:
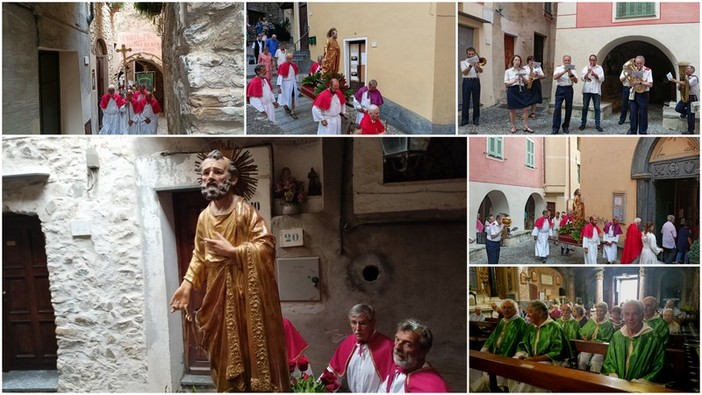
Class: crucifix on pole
116,44,132,89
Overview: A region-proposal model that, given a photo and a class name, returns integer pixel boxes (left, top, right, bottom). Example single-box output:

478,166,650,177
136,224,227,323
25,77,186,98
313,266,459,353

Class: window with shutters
616,2,656,19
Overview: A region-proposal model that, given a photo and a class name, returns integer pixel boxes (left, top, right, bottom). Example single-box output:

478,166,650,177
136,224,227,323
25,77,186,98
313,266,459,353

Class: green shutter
616,2,656,19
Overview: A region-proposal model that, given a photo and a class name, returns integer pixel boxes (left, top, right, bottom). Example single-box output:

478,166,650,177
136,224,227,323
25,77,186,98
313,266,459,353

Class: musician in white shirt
578,54,605,132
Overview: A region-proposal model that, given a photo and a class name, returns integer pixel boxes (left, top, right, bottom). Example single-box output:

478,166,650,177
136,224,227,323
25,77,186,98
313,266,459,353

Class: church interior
469,266,700,392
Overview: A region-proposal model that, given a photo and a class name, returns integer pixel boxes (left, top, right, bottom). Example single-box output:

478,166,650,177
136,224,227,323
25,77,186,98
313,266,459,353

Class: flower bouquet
300,72,355,102
289,356,340,393
274,176,307,205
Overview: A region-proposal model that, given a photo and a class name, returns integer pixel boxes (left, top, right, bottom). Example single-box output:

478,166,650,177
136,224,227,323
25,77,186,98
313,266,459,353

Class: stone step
180,374,215,393
2,370,58,392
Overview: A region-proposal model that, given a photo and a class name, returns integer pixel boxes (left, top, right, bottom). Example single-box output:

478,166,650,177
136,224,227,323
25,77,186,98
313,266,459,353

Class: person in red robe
621,217,643,264
99,85,125,134
308,55,323,75
324,304,393,392
380,318,450,393
359,104,386,134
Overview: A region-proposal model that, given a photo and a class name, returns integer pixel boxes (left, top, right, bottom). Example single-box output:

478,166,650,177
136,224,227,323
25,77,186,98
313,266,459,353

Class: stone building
2,136,467,391
287,2,456,134
543,136,581,216
458,2,559,111
3,3,246,135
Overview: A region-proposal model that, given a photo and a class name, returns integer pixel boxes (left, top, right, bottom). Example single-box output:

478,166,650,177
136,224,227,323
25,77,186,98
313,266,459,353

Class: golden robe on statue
322,37,340,75
184,196,289,392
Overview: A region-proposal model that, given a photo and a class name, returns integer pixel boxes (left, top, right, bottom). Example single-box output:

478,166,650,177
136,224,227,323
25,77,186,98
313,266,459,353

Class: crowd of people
246,26,388,134
459,48,698,134
98,84,161,135
471,296,685,391
477,208,696,265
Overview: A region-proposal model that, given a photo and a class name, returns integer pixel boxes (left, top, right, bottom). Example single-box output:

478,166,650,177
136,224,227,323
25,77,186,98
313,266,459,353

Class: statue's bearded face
200,158,236,201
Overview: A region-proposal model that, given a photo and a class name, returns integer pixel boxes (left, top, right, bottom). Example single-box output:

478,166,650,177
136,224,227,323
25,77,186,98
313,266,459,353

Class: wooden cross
116,44,132,85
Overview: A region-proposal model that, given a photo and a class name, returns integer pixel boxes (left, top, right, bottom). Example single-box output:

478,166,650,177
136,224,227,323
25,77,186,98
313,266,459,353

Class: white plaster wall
2,137,149,391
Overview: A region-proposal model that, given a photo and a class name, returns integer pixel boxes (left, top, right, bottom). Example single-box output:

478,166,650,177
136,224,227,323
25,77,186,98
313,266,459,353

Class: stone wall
2,137,150,391
162,3,246,134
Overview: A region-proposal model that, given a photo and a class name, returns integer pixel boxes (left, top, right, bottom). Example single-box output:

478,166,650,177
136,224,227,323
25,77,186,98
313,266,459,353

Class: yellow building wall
304,2,455,124
579,137,639,244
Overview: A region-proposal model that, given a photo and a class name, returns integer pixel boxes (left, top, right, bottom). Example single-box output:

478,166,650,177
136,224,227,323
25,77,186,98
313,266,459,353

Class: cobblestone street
459,103,694,135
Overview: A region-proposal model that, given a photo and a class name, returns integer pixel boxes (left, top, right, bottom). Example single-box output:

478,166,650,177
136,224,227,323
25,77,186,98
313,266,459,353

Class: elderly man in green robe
642,296,669,343
470,299,528,392
507,300,572,392
601,300,666,382
556,303,580,340
578,302,615,372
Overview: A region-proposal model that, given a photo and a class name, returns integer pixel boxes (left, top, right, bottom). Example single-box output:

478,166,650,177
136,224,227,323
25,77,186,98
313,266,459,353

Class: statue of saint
307,167,321,196
321,27,340,76
572,188,585,224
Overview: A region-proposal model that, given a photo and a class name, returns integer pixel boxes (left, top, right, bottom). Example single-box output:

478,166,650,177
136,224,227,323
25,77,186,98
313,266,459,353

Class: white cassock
249,80,277,122
602,227,619,263
100,97,122,135
345,343,384,392
120,102,141,135
141,102,158,135
312,95,346,135
276,66,298,108
583,231,600,265
531,220,552,258
353,91,372,124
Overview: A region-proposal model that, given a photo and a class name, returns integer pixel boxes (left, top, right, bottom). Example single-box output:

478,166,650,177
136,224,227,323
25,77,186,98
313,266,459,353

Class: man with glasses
579,54,605,132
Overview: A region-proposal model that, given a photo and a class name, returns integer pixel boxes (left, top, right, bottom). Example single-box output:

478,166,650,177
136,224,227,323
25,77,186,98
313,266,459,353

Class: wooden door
504,35,515,70
298,3,309,51
38,51,61,134
3,214,57,371
173,190,210,374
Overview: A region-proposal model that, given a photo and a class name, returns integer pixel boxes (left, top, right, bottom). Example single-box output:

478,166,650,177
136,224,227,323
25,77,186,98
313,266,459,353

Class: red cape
621,223,643,264
283,318,308,360
99,93,125,109
581,223,601,239
360,112,385,135
384,365,450,393
138,97,161,114
327,332,393,381
560,215,570,227
309,63,321,74
534,216,553,229
313,88,346,111
123,98,142,114
246,76,272,99
278,62,299,77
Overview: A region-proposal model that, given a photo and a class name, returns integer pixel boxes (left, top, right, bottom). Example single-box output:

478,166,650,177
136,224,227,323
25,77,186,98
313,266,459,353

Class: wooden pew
571,339,609,355
469,320,498,350
470,350,679,393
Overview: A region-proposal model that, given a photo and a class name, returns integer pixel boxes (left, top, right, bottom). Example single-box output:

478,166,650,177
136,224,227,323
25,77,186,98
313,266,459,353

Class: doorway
3,214,57,371
504,35,515,70
457,25,475,110
95,39,108,129
173,190,210,375
614,275,639,306
298,3,309,51
38,51,61,134
345,39,367,91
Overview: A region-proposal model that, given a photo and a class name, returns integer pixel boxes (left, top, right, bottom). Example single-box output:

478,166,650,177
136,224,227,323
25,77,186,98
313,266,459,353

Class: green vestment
483,316,528,356
517,318,572,361
644,315,669,343
601,325,666,382
580,318,614,342
556,316,581,340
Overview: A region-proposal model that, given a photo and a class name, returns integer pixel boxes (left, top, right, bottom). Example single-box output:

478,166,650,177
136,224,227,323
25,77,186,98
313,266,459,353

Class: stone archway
524,192,546,230
600,37,677,106
478,190,510,220
124,52,165,108
94,38,108,128
631,138,700,245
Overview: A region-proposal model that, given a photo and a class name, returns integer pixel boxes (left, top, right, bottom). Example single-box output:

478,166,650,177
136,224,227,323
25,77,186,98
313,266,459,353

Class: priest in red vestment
379,318,450,393
621,217,643,264
324,304,393,392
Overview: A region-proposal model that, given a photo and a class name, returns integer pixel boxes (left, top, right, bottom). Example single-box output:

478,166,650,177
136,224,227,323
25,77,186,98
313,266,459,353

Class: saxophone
678,63,690,103
527,65,535,89
623,58,647,94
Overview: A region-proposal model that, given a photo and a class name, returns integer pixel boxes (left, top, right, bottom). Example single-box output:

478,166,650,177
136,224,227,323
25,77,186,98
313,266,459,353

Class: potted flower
274,167,307,215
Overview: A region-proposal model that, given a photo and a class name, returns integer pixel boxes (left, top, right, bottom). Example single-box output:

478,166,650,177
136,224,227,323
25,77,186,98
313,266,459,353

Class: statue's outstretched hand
170,280,193,321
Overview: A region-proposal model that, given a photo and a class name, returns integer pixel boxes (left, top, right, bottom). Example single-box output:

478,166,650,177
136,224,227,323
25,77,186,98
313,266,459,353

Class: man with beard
379,318,450,392
601,300,666,382
324,304,394,392
470,299,528,392
577,302,614,373
169,149,289,392
582,215,602,265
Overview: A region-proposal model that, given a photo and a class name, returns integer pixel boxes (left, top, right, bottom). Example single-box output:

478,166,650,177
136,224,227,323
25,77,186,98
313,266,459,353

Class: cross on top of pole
116,44,132,55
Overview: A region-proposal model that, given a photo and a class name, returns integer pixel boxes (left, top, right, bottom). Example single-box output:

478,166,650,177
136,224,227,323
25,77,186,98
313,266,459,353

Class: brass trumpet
478,57,488,67
677,63,690,103
623,58,647,94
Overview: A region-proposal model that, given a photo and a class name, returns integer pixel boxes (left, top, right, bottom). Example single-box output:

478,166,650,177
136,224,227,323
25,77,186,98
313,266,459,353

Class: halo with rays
195,142,259,200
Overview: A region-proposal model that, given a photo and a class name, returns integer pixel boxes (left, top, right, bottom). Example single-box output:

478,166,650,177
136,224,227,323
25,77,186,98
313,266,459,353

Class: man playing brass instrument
627,55,653,135
460,47,484,127
552,55,578,134
578,54,605,132
672,65,698,134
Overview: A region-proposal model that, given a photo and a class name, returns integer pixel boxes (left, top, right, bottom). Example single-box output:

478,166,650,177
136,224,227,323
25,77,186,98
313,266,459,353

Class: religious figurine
321,27,340,76
572,188,585,223
307,167,321,196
